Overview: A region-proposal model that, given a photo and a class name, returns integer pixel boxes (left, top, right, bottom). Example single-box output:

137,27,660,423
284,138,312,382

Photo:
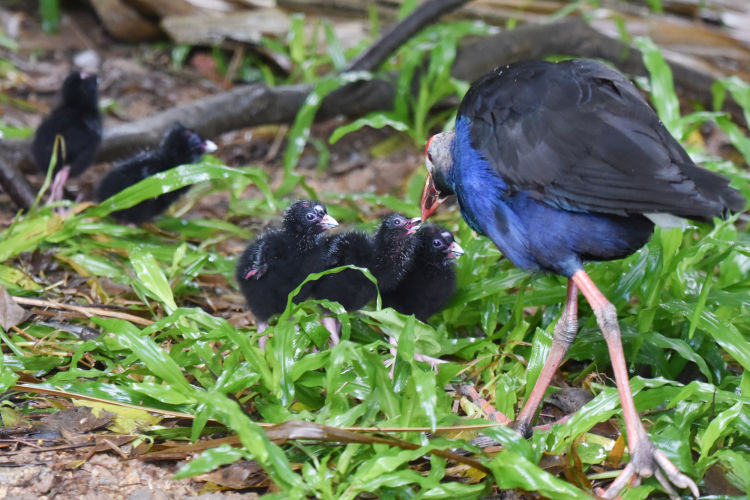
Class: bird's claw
412,352,446,372
600,440,698,500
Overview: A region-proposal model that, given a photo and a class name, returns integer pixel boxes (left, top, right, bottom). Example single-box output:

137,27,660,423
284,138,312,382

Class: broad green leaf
699,401,743,459
488,448,588,499
329,113,409,144
175,443,247,478
635,37,681,136
129,247,178,313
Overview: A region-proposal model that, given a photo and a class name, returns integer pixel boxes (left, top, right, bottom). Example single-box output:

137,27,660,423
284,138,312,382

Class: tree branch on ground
0,16,743,210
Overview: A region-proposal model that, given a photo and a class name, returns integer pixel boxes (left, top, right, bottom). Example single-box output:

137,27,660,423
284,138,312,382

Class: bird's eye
433,239,442,248
305,213,316,221
393,218,402,226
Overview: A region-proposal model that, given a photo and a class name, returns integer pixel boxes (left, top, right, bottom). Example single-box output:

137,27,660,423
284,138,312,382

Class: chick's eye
305,213,316,221
432,239,442,248
393,218,402,225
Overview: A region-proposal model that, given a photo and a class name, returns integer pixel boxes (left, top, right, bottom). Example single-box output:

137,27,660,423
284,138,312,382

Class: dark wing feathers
461,59,744,220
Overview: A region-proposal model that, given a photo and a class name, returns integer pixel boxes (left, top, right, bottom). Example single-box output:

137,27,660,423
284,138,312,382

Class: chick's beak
420,174,445,221
447,241,464,259
405,217,421,235
203,140,218,153
319,214,339,230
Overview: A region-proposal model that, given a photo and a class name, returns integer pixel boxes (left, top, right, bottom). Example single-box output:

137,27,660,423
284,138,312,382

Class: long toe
413,352,446,372
601,437,698,499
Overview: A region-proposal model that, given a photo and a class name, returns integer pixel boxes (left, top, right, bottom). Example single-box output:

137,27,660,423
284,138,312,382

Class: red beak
420,173,445,221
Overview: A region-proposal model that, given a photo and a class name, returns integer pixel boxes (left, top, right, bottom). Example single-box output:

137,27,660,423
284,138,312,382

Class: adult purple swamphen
420,59,745,498
97,123,217,223
236,200,338,349
31,71,102,204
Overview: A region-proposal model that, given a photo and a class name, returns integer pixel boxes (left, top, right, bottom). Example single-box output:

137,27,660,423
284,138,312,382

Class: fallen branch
0,156,36,210
93,19,750,156
344,0,471,72
1,18,743,209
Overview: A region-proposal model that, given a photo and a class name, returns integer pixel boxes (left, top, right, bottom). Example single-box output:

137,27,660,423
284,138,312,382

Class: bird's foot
384,337,446,376
412,352,446,372
597,433,698,500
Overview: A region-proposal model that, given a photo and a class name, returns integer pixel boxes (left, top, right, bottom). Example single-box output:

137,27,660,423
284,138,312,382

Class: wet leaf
129,247,178,313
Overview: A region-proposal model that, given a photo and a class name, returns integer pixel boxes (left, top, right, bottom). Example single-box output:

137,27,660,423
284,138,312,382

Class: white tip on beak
406,217,421,235
447,241,464,259
203,140,218,153
319,214,339,229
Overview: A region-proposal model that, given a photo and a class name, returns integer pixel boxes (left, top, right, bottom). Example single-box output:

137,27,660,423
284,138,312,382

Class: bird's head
61,70,99,111
162,124,218,165
421,131,456,221
284,200,339,236
379,214,421,239
372,214,421,288
419,225,464,263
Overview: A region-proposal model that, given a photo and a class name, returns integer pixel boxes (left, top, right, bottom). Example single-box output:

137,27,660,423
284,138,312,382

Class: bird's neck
452,121,540,271
373,236,416,290
296,231,321,252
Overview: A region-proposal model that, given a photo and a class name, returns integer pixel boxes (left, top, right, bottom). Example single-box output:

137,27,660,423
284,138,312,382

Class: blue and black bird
96,124,217,223
31,70,102,204
382,224,463,322
420,59,744,498
312,214,421,343
236,200,338,348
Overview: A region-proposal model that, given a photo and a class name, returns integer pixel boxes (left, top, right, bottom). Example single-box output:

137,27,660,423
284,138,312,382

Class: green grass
2,23,750,499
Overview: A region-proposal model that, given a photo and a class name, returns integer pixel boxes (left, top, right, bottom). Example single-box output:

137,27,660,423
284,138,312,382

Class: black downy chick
312,214,420,343
236,200,338,348
370,214,422,293
314,214,421,309
31,70,102,204
313,231,377,312
382,224,463,322
96,124,217,223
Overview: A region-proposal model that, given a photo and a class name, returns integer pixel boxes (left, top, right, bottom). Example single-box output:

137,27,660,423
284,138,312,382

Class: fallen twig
0,157,35,210
12,296,154,326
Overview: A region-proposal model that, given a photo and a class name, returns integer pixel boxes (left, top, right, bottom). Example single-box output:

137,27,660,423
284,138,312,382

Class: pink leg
571,270,698,499
257,320,269,351
321,317,341,346
514,280,578,437
48,165,71,204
